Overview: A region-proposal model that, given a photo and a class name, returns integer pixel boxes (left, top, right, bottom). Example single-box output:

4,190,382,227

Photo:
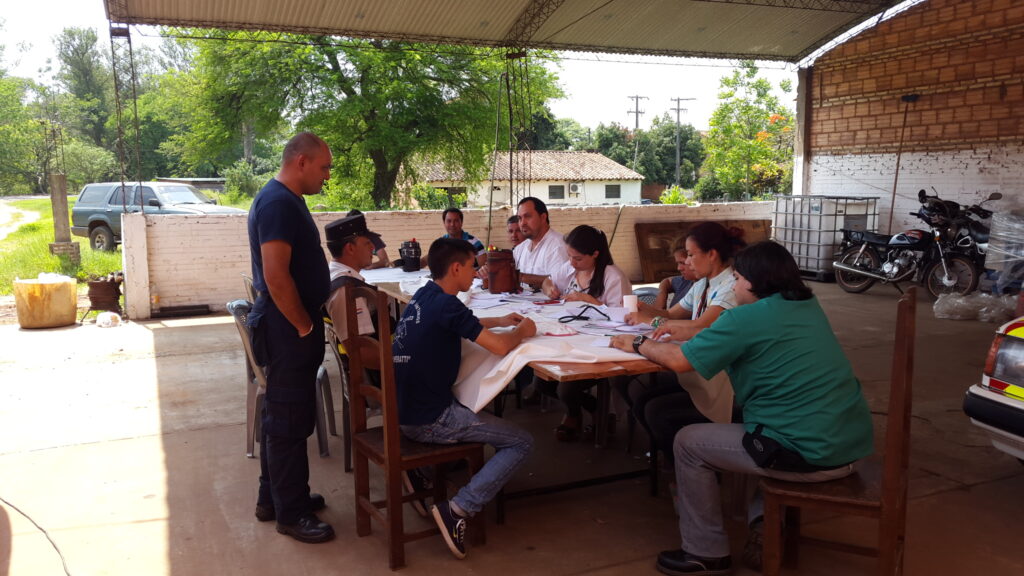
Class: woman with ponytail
541,225,631,307
541,225,632,441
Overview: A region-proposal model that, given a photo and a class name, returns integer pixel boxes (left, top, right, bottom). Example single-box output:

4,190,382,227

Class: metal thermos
400,239,422,272
487,249,519,294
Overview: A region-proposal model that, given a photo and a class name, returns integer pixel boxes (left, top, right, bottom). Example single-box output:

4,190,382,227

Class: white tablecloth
452,298,645,412
360,273,649,413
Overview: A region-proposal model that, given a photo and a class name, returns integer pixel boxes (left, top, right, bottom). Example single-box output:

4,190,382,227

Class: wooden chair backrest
342,286,399,448
881,287,916,545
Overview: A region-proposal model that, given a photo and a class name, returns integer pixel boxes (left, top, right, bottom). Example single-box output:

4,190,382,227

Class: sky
0,0,800,131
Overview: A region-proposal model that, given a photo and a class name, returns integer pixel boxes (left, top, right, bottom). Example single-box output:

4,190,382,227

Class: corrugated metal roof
104,0,906,62
419,150,644,182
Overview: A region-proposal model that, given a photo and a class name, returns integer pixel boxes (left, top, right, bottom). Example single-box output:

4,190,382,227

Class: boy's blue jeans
401,401,533,516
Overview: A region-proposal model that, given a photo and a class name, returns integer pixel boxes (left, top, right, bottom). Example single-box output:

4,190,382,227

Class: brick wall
122,202,772,318
810,0,1024,154
804,0,1024,231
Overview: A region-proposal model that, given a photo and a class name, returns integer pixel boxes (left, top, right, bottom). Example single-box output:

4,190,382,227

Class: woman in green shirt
611,241,873,576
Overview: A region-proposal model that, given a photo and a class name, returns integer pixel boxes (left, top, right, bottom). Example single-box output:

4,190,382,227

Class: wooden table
364,275,666,519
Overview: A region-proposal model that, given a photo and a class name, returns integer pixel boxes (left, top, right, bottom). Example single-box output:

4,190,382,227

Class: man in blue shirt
393,237,536,559
247,132,334,544
437,207,488,267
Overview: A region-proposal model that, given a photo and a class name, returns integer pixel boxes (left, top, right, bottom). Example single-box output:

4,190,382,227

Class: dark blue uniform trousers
252,302,325,525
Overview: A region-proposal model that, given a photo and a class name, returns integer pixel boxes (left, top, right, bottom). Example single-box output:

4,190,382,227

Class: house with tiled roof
417,150,644,207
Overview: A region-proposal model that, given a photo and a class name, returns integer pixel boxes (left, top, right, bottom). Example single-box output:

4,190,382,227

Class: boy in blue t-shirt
393,237,536,560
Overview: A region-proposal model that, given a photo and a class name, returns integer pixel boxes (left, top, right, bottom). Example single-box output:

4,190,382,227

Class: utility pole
627,95,648,169
670,97,695,187
627,95,648,131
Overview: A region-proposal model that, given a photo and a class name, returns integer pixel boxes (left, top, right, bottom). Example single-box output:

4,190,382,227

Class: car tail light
984,334,1004,376
986,334,1024,390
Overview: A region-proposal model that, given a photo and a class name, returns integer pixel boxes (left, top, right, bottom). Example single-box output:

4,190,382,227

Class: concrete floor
1,282,1022,575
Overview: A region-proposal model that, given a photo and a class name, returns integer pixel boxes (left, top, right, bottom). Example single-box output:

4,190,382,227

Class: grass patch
0,198,122,295
207,191,254,210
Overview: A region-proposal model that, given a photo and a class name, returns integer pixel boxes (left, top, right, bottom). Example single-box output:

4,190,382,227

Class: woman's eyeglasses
559,304,610,324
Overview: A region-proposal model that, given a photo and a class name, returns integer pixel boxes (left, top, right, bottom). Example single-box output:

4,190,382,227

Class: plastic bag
978,293,1017,324
933,293,976,320
96,311,122,327
933,292,1017,322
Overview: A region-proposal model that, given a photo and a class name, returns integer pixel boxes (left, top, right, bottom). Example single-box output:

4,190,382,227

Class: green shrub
224,160,270,199
410,183,466,210
694,174,725,201
658,185,691,205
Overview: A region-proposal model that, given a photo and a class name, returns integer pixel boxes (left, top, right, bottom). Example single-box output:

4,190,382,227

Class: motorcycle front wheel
924,254,979,298
835,246,880,293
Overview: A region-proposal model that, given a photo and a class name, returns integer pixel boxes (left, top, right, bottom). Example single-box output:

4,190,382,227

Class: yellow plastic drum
13,276,78,329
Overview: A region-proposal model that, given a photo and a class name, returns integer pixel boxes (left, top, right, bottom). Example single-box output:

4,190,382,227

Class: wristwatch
632,334,648,354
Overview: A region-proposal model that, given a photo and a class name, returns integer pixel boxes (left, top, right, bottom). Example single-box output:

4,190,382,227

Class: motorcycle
833,190,1001,298
950,191,1001,272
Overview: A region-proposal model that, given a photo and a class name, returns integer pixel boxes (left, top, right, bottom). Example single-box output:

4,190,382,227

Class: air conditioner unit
569,182,582,196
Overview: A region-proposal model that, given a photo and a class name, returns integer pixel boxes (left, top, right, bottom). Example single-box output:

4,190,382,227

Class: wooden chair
324,320,353,472
760,286,917,576
343,285,486,570
226,299,335,458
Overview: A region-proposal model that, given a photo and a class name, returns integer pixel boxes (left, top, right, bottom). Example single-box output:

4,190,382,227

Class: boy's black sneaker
402,468,433,517
656,549,732,576
430,500,467,559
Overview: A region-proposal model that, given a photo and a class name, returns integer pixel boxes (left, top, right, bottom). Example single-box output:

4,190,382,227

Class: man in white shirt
324,213,382,370
512,197,572,290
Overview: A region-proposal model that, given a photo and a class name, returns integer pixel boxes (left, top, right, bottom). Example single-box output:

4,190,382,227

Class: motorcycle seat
847,230,892,245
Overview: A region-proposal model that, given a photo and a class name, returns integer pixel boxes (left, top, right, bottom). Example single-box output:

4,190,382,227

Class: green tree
0,74,38,195
592,122,633,167
523,110,568,150
154,34,559,208
303,40,559,208
633,114,703,187
702,60,794,200
55,28,112,148
61,139,118,191
590,118,702,187
555,118,590,150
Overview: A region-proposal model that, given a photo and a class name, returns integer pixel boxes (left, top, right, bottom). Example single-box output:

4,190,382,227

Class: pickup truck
71,181,246,250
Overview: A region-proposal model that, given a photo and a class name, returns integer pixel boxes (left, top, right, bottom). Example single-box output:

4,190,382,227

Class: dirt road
0,197,41,242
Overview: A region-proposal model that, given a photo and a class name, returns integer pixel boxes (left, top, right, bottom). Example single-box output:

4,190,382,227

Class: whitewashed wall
463,179,643,207
804,144,1024,234
123,202,772,319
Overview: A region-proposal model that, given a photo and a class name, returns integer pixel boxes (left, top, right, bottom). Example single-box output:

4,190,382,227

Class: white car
963,317,1024,462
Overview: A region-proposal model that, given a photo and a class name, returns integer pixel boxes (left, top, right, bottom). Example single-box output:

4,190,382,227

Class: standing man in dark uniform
247,132,334,543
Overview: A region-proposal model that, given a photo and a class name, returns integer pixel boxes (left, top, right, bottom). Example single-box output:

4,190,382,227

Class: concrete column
121,213,151,320
792,66,813,196
49,174,71,242
48,174,81,264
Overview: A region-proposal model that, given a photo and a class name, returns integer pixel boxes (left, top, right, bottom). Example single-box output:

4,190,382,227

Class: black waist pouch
742,425,846,473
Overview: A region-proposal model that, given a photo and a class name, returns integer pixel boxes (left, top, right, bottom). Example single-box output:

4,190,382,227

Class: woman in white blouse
542,225,631,307
541,225,633,441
